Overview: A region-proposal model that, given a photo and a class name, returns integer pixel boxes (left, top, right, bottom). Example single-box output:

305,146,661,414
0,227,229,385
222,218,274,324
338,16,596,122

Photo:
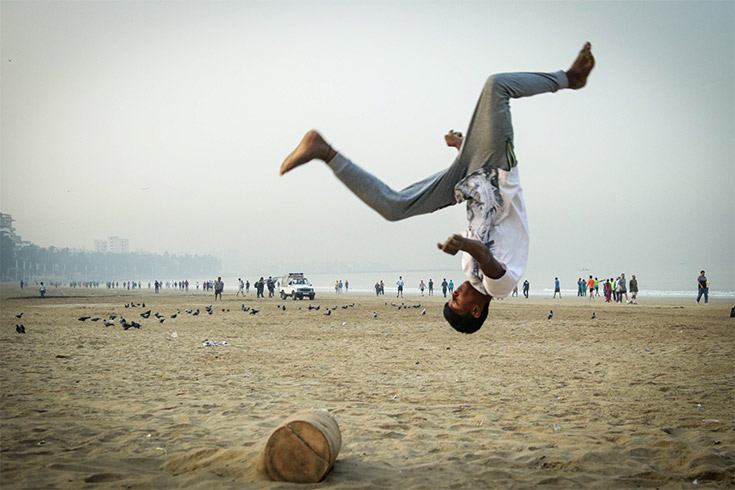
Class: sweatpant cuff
328,152,350,174
555,70,570,90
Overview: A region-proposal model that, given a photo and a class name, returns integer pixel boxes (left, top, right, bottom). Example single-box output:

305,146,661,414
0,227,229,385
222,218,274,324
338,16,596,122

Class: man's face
448,281,480,316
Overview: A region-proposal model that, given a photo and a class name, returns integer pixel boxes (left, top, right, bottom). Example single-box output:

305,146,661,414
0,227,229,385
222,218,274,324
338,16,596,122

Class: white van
280,273,315,300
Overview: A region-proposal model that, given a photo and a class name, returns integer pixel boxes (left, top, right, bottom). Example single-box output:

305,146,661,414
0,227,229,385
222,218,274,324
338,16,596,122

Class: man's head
701,270,706,275
443,281,491,334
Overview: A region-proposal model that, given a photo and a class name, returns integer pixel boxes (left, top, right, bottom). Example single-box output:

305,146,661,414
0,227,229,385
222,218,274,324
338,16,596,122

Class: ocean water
131,269,735,299
279,270,735,299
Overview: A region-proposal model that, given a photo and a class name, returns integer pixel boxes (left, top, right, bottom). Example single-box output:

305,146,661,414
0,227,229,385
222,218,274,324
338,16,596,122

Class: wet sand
1,287,733,488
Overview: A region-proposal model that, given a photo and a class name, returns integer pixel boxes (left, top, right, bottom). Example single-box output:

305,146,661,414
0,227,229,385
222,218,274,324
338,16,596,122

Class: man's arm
437,233,506,280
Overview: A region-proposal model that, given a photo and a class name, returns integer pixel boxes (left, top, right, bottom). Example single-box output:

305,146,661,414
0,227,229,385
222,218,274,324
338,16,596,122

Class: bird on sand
16,324,25,333
325,310,331,316
591,312,596,319
249,309,259,315
548,310,554,320
140,310,151,319
16,313,23,319
103,320,114,327
78,316,91,322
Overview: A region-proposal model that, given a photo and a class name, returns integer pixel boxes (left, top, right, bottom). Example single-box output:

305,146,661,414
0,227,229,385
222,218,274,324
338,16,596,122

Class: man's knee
483,74,510,99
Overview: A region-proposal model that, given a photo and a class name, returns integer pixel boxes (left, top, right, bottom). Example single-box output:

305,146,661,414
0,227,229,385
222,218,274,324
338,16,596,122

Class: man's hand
438,234,507,280
437,233,466,256
444,130,463,150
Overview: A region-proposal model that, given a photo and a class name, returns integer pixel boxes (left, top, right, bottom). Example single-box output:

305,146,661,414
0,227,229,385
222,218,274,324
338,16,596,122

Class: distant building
95,236,129,254
0,212,30,247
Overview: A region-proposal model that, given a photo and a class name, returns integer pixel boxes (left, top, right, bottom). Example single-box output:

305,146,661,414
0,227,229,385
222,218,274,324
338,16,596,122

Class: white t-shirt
455,166,529,299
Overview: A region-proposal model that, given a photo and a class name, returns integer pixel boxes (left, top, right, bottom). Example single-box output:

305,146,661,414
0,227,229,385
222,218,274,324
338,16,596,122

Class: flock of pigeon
12,300,432,334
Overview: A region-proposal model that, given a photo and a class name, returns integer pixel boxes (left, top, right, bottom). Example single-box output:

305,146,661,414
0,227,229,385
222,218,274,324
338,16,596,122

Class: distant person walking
396,276,404,298
587,276,595,300
39,282,46,298
553,277,561,298
522,279,529,298
375,282,381,296
603,279,612,302
428,279,434,296
619,273,628,303
419,280,426,296
237,278,245,297
214,277,224,300
441,279,448,298
628,275,638,304
696,270,709,304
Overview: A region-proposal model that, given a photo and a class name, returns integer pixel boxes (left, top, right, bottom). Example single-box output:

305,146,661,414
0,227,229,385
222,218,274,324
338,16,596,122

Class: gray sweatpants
327,70,569,221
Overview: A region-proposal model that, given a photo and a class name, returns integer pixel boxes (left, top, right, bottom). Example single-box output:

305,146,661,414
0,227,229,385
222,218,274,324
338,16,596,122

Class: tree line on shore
0,235,220,283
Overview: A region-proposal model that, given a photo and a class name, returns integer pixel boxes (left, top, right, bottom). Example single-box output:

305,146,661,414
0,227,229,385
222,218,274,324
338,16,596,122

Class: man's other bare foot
279,130,337,175
566,42,595,89
444,130,464,150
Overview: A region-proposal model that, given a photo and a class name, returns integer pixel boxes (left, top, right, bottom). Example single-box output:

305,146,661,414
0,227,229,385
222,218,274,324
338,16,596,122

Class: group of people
334,280,349,293
555,274,639,303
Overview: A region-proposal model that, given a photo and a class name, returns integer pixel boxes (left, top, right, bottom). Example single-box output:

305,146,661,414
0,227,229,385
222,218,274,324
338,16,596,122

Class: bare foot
566,42,595,89
279,130,337,175
444,130,464,150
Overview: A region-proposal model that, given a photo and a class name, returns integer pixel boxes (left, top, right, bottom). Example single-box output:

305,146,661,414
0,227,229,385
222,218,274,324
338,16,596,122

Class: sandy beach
1,286,733,488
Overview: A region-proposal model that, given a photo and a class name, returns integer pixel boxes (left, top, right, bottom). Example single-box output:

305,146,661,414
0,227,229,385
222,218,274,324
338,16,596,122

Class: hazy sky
1,0,733,291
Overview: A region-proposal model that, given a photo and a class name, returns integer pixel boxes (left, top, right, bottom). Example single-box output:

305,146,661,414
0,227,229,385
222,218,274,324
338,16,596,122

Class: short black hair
443,302,489,334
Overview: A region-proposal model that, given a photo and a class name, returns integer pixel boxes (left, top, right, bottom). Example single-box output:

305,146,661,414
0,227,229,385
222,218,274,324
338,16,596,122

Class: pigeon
281,305,286,311
548,310,554,320
159,318,165,324
192,309,200,316
730,306,735,318
78,316,91,322
185,309,192,314
91,317,101,322
103,320,114,327
241,305,250,312
171,313,178,319
154,312,164,319
324,310,331,316
125,304,130,308
109,314,117,320
422,309,427,315
140,310,151,319
373,312,378,318
130,321,141,329
591,312,596,319
16,313,23,319
249,309,259,315
16,324,25,334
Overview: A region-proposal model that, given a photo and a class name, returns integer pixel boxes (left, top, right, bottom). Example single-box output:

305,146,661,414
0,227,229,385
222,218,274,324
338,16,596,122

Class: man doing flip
280,43,595,333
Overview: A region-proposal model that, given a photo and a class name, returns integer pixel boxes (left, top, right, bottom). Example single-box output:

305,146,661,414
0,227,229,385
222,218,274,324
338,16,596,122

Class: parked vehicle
280,273,315,300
